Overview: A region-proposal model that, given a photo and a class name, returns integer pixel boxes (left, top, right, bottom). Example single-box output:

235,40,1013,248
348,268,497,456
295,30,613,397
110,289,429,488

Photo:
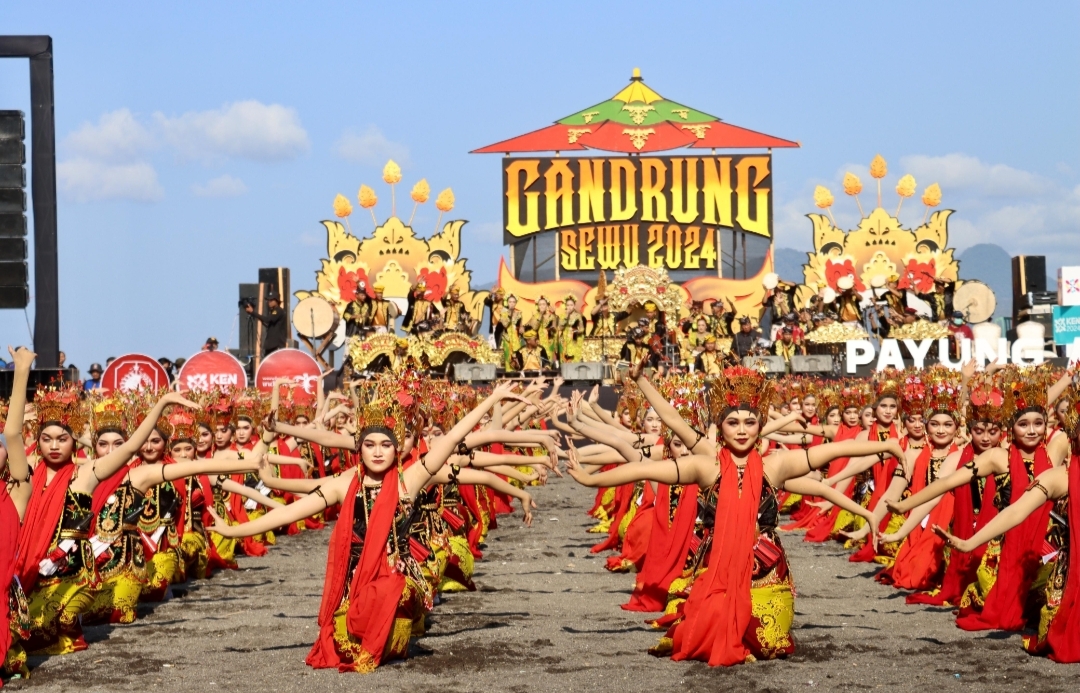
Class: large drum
293,295,338,339
953,280,996,324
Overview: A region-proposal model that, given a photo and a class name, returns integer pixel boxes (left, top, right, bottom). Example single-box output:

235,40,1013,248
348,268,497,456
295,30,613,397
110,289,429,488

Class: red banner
177,351,248,392
100,354,171,393
254,349,321,402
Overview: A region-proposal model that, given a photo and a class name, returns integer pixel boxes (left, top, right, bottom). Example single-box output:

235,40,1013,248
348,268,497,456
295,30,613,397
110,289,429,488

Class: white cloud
334,125,409,166
191,174,248,198
899,153,1047,198
776,154,1080,268
57,158,164,202
155,101,310,163
63,109,156,163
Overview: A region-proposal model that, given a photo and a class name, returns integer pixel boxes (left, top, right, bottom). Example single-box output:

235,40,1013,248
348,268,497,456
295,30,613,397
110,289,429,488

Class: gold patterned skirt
25,571,96,655
331,575,427,673
180,531,210,580
83,563,148,625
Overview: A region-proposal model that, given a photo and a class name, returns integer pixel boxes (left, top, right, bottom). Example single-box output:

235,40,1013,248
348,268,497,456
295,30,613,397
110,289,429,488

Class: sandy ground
10,478,1080,693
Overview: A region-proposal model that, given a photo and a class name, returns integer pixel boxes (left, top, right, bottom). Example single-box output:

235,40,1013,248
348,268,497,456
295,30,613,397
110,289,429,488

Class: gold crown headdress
1057,382,1080,440
707,366,775,421
838,379,870,411
816,383,840,414
167,408,198,443
615,378,646,425
966,372,1005,425
204,392,234,429
233,391,266,425
873,368,902,403
1001,366,1050,422
34,386,88,435
91,394,133,437
656,372,707,432
358,369,424,445
922,366,963,420
899,369,927,420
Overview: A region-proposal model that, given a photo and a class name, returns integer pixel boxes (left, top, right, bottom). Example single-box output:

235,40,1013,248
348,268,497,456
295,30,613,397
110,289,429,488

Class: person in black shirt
731,317,761,361
244,291,289,355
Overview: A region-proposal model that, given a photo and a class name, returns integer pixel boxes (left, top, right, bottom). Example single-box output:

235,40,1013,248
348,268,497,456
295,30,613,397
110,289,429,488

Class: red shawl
957,443,1053,631
1045,453,1080,662
804,423,862,543
591,483,633,554
605,482,656,572
908,444,981,605
457,484,486,559
229,472,268,558
882,444,958,590
15,463,77,593
670,447,762,666
307,470,404,671
0,488,18,665
849,421,900,563
624,483,699,612
90,460,141,530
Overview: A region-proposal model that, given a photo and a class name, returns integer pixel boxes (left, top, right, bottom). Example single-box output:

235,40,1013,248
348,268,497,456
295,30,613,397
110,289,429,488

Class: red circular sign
100,353,171,393
255,349,321,402
176,350,248,392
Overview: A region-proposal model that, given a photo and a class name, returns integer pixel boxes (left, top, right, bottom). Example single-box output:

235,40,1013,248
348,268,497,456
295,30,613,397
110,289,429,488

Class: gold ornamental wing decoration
296,162,480,322
805,323,870,344
607,266,683,319
885,321,950,340
421,332,501,367
347,333,400,370
795,156,958,310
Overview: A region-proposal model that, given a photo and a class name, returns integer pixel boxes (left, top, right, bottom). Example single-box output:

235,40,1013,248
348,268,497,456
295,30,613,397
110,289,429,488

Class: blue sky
1,1,1078,370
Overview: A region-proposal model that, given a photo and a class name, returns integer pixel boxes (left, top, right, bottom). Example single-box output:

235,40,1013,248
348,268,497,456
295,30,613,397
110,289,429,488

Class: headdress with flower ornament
898,370,928,420
232,391,266,425
656,372,707,432
34,386,88,435
817,383,840,414
707,366,775,422
838,379,870,411
921,366,963,420
966,372,1005,425
167,408,198,443
204,392,234,430
357,369,423,446
1001,365,1050,422
615,378,646,426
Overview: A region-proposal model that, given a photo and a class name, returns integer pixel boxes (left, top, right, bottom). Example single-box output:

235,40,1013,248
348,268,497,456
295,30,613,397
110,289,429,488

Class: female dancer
936,380,1078,661
566,366,903,665
205,383,525,672
498,295,524,370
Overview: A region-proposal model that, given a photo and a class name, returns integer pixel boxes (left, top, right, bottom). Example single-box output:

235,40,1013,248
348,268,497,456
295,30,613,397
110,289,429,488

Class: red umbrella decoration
472,68,799,154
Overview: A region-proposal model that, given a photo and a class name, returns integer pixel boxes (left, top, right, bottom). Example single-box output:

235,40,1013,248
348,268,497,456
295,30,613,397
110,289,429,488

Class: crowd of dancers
0,342,1077,681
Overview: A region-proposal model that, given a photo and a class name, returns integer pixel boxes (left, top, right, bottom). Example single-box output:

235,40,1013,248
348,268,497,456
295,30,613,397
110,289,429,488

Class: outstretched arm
936,466,1066,552
130,457,258,493
770,439,904,486
2,346,36,518
271,420,355,451
219,478,284,509
886,447,1006,514
635,373,708,455
208,472,352,536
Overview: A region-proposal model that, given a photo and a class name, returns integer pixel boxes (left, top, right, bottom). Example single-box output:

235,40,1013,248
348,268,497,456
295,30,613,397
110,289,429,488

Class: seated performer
511,329,548,374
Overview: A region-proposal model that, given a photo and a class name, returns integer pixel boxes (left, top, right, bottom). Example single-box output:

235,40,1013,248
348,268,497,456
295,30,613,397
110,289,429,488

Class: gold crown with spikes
656,372,707,432
615,378,647,424
838,379,870,411
1001,365,1050,422
816,383,840,414
92,394,132,437
1058,382,1080,439
874,368,902,402
707,366,775,422
967,372,1005,424
167,409,198,443
34,386,88,435
921,366,963,419
358,369,424,444
233,391,266,425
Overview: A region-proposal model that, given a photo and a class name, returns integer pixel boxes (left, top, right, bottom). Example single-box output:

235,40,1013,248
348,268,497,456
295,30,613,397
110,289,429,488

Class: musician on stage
441,286,472,333
620,327,659,369
869,274,906,337
679,299,706,334
772,325,800,368
708,297,736,338
342,286,372,337
917,276,956,323
589,297,618,337
557,295,586,362
484,287,507,344
835,278,864,325
402,280,434,335
762,276,797,327
731,316,760,361
368,284,399,334
693,334,723,376
511,329,548,375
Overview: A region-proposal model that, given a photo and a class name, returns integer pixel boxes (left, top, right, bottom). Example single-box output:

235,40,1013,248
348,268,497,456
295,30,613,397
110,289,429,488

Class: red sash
15,463,77,593
804,423,861,543
883,444,958,589
670,448,762,666
849,421,899,563
0,488,18,664
1045,453,1080,662
307,471,404,671
957,444,1053,631
624,483,699,612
